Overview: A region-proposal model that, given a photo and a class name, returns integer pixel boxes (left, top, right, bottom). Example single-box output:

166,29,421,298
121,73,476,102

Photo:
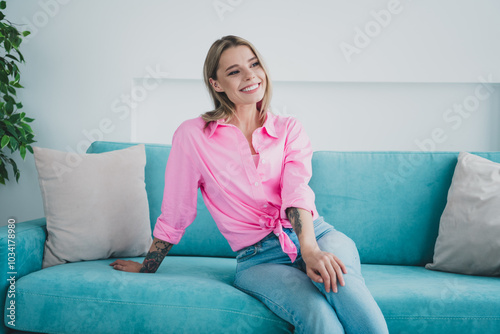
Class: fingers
331,257,346,287
337,256,348,275
307,268,324,284
109,259,127,271
321,264,337,293
109,259,125,266
308,254,346,293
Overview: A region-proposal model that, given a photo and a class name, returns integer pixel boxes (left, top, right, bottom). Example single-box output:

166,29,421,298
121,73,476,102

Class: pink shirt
153,110,319,262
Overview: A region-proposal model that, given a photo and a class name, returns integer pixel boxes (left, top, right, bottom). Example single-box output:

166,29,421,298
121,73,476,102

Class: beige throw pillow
425,152,500,276
34,144,152,268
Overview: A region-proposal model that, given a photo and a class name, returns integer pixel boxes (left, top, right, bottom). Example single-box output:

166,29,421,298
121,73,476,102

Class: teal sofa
2,141,500,334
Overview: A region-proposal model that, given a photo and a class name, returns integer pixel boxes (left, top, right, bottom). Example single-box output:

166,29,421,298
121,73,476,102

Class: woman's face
210,45,266,109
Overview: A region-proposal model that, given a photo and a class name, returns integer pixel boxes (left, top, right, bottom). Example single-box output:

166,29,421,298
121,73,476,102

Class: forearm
139,237,173,273
285,207,319,255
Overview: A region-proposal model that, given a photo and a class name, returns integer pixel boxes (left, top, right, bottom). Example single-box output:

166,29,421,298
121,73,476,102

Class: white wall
1,0,499,226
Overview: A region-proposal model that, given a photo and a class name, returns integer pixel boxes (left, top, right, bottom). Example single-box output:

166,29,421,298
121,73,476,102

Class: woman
110,35,388,333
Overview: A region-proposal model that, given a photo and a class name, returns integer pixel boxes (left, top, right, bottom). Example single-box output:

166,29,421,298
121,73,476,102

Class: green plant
0,0,33,185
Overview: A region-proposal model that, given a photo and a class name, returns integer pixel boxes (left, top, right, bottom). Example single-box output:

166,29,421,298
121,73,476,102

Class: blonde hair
201,35,273,129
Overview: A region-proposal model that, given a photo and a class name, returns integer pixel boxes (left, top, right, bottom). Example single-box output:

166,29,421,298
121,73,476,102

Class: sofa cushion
9,256,292,334
33,144,152,268
363,264,500,334
8,261,500,334
425,152,500,276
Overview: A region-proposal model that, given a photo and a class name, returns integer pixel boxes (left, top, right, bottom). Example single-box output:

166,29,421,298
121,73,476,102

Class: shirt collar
207,110,278,139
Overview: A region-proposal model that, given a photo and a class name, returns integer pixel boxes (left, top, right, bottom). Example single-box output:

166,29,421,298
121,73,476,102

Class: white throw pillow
425,152,500,276
34,144,152,268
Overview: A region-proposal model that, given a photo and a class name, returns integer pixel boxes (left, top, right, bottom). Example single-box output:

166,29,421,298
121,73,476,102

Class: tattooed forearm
286,207,302,237
139,238,173,273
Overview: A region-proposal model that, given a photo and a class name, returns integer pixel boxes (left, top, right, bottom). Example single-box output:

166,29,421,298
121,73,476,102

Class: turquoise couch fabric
2,141,500,334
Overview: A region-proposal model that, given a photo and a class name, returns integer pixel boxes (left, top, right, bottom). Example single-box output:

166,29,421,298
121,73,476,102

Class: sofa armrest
1,218,46,334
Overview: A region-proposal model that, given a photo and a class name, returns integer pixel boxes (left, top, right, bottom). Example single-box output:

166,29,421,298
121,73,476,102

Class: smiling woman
111,35,389,334
201,35,272,132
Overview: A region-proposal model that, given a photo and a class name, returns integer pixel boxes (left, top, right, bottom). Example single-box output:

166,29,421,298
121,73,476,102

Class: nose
242,67,256,81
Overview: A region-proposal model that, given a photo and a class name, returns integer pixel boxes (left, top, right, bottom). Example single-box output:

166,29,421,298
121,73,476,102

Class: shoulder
174,116,207,140
171,117,210,149
270,112,306,137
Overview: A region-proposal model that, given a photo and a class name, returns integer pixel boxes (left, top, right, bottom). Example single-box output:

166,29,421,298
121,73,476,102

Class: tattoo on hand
286,207,302,236
139,240,173,273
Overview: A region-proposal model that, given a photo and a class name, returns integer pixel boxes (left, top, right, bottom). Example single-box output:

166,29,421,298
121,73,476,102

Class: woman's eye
228,70,239,76
251,62,260,67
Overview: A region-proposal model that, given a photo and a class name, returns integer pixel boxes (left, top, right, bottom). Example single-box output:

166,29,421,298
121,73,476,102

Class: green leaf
9,136,17,151
0,162,8,182
5,123,17,138
4,39,11,52
27,145,33,154
18,126,26,140
19,145,26,159
1,134,9,148
20,122,32,133
12,37,22,49
0,1,6,10
24,117,34,123
9,112,20,123
5,101,13,114
0,71,8,84
9,158,19,182
22,31,30,37
5,54,18,62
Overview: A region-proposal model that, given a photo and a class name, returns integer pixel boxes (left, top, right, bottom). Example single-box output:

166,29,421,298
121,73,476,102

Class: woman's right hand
109,259,143,273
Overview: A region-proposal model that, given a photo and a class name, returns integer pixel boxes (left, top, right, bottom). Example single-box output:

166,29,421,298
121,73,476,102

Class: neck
231,104,261,132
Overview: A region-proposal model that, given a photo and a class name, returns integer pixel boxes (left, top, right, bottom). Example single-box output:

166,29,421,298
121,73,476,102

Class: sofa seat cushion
8,257,292,334
363,264,500,334
8,260,500,334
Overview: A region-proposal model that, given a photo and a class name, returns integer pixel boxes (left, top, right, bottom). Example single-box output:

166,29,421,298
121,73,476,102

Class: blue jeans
233,216,389,334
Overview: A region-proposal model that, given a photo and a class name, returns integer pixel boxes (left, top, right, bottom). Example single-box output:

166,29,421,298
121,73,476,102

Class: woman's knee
317,230,361,273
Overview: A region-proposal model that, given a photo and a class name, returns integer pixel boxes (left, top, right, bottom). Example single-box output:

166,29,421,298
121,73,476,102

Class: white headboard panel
131,78,500,152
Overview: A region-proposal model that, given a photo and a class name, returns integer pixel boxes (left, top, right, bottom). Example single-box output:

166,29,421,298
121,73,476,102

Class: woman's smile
240,82,261,93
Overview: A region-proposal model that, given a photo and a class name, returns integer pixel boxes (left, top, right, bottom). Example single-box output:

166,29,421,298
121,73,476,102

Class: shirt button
254,181,259,186
261,159,266,164
263,204,268,208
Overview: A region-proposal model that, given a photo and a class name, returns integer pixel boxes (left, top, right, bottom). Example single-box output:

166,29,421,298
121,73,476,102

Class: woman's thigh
233,263,344,334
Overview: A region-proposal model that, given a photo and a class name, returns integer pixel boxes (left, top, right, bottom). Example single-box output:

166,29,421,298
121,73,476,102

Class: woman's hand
109,259,143,273
302,247,348,293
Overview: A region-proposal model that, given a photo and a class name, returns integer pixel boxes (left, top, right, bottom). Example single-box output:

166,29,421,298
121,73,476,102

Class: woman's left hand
302,247,348,293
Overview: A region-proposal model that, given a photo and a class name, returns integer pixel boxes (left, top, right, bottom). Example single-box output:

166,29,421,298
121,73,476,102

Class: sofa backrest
87,141,500,265
309,151,500,266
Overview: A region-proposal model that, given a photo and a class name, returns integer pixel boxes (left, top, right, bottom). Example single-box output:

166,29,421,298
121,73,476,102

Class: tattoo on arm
286,207,302,237
139,239,173,273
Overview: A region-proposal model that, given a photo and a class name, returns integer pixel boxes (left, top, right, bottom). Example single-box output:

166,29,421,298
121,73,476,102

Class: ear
209,78,224,93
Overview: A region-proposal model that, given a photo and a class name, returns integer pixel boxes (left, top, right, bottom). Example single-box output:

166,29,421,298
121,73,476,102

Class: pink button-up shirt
153,110,319,262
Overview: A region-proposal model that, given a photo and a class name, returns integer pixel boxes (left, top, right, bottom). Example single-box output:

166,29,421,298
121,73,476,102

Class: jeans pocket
236,245,258,262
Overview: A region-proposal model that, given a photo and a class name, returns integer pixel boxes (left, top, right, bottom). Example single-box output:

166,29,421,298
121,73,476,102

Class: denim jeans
233,216,389,334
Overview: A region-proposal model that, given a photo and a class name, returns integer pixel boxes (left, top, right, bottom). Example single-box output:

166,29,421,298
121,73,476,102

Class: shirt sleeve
153,125,202,244
280,118,317,220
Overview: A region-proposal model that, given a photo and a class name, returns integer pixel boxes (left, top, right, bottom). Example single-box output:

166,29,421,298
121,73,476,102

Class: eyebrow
225,56,258,72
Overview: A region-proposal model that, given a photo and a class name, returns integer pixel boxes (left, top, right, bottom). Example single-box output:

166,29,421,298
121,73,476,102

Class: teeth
242,83,259,92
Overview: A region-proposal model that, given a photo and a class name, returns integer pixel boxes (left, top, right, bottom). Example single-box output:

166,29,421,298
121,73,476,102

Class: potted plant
0,0,33,185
